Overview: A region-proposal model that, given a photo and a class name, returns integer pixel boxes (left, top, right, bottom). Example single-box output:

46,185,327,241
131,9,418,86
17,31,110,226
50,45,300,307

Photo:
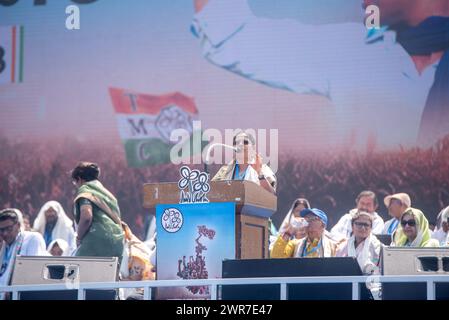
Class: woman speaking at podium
211,131,277,194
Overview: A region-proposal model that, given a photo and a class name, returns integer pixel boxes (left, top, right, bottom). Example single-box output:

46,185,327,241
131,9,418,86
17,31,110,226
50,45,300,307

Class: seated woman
279,198,311,238
212,131,276,194
271,208,338,258
336,211,381,275
392,208,440,247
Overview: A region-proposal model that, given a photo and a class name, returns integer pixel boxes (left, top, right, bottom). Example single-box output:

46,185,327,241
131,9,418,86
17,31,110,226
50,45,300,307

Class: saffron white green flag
0,25,24,84
109,87,201,167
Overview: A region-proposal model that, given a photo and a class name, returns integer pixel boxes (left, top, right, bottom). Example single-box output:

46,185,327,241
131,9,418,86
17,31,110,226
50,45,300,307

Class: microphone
204,143,237,174
235,145,243,153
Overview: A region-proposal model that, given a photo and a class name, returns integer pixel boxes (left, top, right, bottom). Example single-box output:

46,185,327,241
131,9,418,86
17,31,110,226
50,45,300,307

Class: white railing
1,275,449,300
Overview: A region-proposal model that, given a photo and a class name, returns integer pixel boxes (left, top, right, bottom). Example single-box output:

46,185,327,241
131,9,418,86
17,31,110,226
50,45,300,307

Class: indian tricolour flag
0,25,24,84
109,87,201,168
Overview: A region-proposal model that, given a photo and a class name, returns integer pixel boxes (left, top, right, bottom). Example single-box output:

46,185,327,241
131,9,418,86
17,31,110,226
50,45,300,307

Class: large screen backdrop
1,0,448,235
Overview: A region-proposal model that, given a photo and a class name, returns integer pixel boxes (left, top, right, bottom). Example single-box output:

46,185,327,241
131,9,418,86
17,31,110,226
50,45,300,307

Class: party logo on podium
178,166,210,204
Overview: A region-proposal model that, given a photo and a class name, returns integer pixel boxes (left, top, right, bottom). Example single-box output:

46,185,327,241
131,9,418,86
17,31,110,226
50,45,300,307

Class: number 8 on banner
0,25,24,84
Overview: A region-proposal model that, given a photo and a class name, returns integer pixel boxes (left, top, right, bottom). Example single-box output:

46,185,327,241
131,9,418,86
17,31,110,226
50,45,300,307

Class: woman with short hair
336,211,381,275
71,162,124,258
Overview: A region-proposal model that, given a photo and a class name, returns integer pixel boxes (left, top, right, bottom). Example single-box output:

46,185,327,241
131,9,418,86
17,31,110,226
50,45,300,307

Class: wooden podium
143,180,277,259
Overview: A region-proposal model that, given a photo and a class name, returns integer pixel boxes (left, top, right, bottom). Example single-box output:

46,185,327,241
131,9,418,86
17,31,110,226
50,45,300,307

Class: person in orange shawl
120,222,155,281
120,222,155,300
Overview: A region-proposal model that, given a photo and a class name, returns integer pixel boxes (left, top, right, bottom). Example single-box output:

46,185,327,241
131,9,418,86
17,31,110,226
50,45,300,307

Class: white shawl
347,234,381,274
47,239,72,256
293,233,336,258
33,201,76,252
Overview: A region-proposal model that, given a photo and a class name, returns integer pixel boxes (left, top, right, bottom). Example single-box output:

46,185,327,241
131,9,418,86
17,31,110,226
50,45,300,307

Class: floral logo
178,166,210,204
161,208,183,233
156,105,193,144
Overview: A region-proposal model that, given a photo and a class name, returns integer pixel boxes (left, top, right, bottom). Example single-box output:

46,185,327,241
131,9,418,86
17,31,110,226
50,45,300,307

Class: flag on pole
0,25,24,84
109,87,200,167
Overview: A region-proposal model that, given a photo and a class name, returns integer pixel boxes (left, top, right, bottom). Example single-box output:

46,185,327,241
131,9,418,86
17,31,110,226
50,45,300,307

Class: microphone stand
204,143,238,175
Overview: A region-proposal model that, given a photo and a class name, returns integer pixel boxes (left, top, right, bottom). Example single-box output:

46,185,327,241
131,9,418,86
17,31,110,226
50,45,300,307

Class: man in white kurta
331,191,384,240
33,201,77,255
0,209,47,299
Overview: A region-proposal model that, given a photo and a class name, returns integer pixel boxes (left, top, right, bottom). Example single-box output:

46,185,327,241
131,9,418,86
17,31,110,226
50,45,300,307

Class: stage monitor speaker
222,257,373,300
10,256,119,300
374,234,392,246
381,247,449,300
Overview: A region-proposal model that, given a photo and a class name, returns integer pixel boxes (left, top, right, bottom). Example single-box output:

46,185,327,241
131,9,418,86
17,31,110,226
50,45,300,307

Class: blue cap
300,208,328,226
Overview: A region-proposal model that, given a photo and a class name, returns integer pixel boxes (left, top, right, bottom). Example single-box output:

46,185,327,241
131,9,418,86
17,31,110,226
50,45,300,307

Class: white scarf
239,164,260,183
348,234,380,274
47,239,71,256
33,201,74,245
279,203,297,235
294,233,334,258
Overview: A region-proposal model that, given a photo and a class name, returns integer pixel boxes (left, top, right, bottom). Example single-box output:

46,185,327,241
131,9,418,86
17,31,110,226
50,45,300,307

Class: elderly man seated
382,193,411,235
271,208,338,258
331,191,384,240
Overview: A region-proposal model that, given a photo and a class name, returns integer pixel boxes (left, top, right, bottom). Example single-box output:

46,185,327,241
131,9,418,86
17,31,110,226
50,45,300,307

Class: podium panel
143,180,277,260
237,215,268,259
10,256,118,300
381,247,449,300
156,202,235,299
143,180,277,212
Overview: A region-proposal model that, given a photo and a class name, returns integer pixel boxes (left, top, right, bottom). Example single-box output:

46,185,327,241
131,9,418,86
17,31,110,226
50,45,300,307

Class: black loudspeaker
10,256,119,300
374,234,392,246
381,247,449,300
221,257,373,300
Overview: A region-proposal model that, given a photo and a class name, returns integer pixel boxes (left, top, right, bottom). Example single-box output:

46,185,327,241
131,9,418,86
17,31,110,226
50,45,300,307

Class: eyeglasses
234,139,250,146
401,219,416,227
353,222,372,229
0,222,17,234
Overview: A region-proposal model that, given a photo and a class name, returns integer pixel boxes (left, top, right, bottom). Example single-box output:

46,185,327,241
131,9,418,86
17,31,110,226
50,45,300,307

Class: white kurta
431,228,448,246
0,231,48,291
336,234,381,274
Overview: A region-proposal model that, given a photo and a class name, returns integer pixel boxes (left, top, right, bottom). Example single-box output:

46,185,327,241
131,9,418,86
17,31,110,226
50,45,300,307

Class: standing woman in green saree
71,162,124,258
